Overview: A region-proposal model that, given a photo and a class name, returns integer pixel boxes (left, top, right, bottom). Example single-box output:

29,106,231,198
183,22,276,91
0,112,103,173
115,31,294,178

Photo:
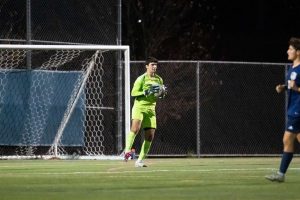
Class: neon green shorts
131,106,157,129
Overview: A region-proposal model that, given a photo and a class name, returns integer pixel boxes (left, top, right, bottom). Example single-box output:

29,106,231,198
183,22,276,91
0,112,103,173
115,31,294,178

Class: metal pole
26,0,32,69
116,0,123,153
196,62,201,158
285,64,288,128
117,0,122,46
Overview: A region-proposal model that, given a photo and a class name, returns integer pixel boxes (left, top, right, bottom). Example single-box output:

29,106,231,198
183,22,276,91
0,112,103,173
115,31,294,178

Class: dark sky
215,0,300,62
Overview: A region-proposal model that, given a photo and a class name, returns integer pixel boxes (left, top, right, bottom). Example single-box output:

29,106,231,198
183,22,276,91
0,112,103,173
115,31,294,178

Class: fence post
196,61,201,158
26,0,32,69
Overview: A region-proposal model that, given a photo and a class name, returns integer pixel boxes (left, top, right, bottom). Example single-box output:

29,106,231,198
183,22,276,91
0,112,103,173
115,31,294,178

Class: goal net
0,44,130,159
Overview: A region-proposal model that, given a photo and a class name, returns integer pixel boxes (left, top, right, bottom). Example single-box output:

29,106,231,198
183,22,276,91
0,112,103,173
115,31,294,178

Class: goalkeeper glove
144,85,160,96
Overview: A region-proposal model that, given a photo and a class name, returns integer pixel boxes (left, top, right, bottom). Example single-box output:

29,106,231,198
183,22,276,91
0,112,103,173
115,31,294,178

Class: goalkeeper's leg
135,127,155,167
124,118,142,161
125,131,136,152
124,131,136,161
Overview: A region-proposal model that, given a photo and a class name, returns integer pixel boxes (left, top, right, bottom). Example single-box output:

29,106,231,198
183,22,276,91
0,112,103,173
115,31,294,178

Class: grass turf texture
0,157,299,200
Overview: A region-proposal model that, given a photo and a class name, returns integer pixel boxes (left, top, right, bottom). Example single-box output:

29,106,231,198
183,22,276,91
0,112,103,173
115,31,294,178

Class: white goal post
0,44,130,159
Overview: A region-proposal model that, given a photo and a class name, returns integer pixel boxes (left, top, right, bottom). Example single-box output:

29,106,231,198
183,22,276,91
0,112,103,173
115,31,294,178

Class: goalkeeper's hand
144,84,160,96
159,85,167,98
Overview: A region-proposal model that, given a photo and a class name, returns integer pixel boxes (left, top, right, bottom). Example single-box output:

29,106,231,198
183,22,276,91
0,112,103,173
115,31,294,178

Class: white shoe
265,172,285,182
135,160,147,167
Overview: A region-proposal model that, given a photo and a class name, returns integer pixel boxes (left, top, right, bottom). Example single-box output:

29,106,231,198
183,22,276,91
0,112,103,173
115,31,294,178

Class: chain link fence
130,61,300,156
0,0,118,44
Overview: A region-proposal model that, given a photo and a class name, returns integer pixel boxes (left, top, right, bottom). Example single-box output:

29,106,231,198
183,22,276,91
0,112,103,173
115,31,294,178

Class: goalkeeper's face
146,62,157,74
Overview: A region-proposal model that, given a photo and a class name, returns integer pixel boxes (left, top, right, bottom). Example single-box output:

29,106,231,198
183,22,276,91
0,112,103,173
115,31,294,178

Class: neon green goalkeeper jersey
131,73,163,109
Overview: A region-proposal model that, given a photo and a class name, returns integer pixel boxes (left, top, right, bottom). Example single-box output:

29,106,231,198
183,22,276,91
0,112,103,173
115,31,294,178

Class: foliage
123,0,220,60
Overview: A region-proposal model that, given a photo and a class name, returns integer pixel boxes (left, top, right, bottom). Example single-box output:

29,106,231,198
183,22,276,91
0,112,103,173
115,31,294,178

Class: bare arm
275,84,287,93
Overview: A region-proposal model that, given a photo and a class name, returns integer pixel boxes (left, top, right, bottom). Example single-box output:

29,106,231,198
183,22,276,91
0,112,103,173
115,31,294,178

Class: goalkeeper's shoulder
135,73,147,83
155,73,163,80
155,74,164,84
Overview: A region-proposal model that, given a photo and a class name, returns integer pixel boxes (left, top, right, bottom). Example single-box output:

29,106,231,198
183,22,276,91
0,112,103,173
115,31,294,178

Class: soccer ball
154,84,167,97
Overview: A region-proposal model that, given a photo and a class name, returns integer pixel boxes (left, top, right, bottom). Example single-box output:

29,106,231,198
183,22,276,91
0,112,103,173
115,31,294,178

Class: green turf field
0,157,299,200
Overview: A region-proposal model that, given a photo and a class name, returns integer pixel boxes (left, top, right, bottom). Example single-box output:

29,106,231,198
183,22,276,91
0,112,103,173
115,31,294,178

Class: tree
123,0,220,60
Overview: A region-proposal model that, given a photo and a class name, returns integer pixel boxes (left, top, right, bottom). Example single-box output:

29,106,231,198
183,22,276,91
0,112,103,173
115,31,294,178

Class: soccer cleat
135,160,147,167
265,172,285,182
124,151,132,162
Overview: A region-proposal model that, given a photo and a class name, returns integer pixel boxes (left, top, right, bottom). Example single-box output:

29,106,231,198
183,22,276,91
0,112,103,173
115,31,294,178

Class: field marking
0,167,300,176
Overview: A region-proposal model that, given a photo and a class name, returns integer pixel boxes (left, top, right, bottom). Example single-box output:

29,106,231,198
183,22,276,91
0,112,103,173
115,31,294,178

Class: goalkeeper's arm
133,85,159,97
144,85,160,96
131,77,160,97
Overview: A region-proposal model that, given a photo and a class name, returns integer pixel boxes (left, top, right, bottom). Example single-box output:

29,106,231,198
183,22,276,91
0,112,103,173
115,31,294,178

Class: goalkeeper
123,56,166,167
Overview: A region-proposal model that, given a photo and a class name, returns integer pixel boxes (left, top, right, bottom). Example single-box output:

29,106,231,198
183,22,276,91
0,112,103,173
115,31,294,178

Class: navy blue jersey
286,64,300,117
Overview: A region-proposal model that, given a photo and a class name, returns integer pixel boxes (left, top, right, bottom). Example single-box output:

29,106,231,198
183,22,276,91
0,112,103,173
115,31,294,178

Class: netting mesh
84,54,106,155
0,47,121,159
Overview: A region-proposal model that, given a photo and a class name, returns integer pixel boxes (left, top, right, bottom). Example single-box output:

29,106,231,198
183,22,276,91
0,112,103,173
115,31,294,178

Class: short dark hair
289,37,300,50
145,56,158,65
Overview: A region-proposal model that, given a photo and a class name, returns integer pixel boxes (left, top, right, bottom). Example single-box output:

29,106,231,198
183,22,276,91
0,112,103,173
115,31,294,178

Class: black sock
279,152,293,174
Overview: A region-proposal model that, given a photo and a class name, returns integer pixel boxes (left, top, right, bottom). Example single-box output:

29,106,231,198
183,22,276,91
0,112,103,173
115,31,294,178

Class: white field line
1,167,300,176
0,162,120,168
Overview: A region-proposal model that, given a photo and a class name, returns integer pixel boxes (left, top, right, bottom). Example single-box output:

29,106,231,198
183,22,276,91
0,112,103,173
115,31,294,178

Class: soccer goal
0,44,130,160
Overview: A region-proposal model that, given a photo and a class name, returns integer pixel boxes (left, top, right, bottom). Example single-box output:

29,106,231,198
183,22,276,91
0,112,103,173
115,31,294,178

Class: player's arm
275,84,287,93
131,77,160,97
288,80,300,92
131,77,145,97
286,72,300,92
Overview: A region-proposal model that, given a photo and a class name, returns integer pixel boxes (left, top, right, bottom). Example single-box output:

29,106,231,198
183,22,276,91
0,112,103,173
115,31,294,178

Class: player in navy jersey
265,37,300,182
